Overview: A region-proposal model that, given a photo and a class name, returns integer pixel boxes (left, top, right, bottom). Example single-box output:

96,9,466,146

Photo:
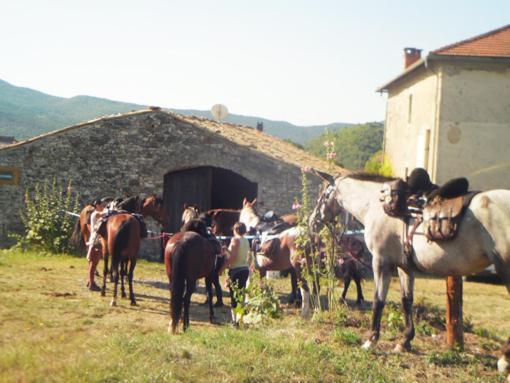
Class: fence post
446,275,464,350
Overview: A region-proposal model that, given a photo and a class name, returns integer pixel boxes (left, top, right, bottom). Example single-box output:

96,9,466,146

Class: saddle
96,211,148,239
381,174,476,252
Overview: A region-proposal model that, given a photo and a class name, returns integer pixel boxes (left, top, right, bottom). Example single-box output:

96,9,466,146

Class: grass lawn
0,249,508,382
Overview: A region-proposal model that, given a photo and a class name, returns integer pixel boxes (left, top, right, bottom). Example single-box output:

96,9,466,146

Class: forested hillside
305,122,384,170
0,79,350,143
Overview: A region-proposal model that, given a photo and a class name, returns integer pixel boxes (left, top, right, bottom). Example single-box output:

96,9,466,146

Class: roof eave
376,53,510,93
376,58,426,93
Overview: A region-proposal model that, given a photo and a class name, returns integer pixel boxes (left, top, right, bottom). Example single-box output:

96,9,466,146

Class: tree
305,122,384,170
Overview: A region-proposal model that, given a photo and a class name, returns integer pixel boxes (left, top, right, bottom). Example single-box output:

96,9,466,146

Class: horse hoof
498,356,510,373
130,301,137,306
110,300,117,307
361,340,374,350
121,292,127,298
101,290,106,297
300,309,311,319
394,343,411,353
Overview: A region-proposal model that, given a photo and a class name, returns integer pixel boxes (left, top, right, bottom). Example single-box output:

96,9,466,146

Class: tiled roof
432,24,510,57
173,112,343,174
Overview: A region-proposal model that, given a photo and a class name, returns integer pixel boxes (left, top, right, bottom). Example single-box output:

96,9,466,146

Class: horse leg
362,261,392,350
128,259,137,306
120,260,127,298
101,253,109,297
340,275,351,305
183,280,193,332
296,264,311,318
205,276,215,324
213,273,224,307
394,267,415,352
288,267,300,306
354,271,365,305
110,262,119,307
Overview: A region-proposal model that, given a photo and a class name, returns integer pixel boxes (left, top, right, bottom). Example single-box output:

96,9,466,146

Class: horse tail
112,219,131,270
170,242,187,333
71,218,84,250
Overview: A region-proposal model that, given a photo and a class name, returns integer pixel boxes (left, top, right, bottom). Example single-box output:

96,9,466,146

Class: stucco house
378,24,510,190
0,109,336,257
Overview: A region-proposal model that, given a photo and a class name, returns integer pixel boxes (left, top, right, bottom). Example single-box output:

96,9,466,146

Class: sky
1,0,509,126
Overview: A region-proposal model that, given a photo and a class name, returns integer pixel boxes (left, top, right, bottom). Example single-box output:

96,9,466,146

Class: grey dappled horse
310,172,510,352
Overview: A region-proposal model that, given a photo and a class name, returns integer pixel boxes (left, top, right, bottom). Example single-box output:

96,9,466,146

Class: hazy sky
2,0,509,125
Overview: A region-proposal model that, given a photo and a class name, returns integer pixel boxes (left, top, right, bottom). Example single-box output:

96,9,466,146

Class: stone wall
0,111,321,258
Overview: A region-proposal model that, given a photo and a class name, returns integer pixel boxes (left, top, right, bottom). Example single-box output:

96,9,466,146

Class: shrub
11,179,79,253
364,150,394,177
230,275,282,326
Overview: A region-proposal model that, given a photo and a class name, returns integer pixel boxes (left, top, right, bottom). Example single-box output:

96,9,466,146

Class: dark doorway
164,166,258,233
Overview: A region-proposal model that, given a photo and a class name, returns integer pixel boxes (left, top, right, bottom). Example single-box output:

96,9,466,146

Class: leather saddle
97,211,148,239
381,175,476,246
422,178,473,241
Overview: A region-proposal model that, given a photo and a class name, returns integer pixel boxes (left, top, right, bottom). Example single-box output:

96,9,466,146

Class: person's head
93,198,105,211
233,222,247,236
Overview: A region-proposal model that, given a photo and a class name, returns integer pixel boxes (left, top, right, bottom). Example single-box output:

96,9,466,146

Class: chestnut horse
97,213,142,306
72,195,167,249
200,209,240,236
164,220,218,332
71,195,167,294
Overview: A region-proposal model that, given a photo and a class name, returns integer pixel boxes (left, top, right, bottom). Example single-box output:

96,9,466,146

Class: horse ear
183,203,189,209
312,169,335,185
251,198,257,206
243,198,247,206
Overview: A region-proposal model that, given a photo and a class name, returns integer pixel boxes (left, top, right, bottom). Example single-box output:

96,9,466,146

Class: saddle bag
380,179,409,218
422,195,464,241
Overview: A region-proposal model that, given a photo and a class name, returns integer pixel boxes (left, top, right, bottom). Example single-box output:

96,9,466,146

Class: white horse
310,172,510,352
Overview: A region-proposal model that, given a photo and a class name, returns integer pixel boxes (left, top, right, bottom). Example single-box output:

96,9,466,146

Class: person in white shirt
86,198,107,291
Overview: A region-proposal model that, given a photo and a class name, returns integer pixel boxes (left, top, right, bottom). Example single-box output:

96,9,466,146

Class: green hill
0,79,350,143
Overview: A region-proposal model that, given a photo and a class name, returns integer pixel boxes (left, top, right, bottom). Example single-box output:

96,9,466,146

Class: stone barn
0,109,335,258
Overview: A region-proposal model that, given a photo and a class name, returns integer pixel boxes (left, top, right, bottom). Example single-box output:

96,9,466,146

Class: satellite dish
211,104,229,122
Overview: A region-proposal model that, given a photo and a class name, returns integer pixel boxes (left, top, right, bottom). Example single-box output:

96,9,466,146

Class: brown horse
334,236,367,305
257,226,312,313
200,209,240,236
97,213,142,306
164,222,218,333
258,227,367,310
72,195,166,248
116,195,167,226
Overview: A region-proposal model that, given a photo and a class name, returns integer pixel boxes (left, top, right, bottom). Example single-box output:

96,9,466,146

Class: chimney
256,122,264,132
403,47,422,69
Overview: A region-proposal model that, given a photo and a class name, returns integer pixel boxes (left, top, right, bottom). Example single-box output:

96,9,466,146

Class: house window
0,167,20,186
408,94,413,124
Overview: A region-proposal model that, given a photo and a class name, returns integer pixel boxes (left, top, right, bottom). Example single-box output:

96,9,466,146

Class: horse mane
182,219,208,237
346,172,398,183
117,196,138,212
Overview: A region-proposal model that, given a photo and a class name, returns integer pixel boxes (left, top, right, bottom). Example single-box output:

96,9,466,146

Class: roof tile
433,24,510,57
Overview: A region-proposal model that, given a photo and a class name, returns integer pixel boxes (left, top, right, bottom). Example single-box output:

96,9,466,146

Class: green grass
0,249,508,382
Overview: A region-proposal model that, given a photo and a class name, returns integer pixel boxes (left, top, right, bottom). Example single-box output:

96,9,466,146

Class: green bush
230,275,282,326
12,179,79,253
364,150,394,177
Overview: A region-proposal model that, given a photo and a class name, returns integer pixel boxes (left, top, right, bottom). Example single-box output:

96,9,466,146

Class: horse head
141,195,167,226
181,203,200,226
309,180,341,233
240,197,260,232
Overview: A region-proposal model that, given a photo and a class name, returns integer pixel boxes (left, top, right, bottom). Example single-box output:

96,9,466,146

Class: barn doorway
163,166,258,233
